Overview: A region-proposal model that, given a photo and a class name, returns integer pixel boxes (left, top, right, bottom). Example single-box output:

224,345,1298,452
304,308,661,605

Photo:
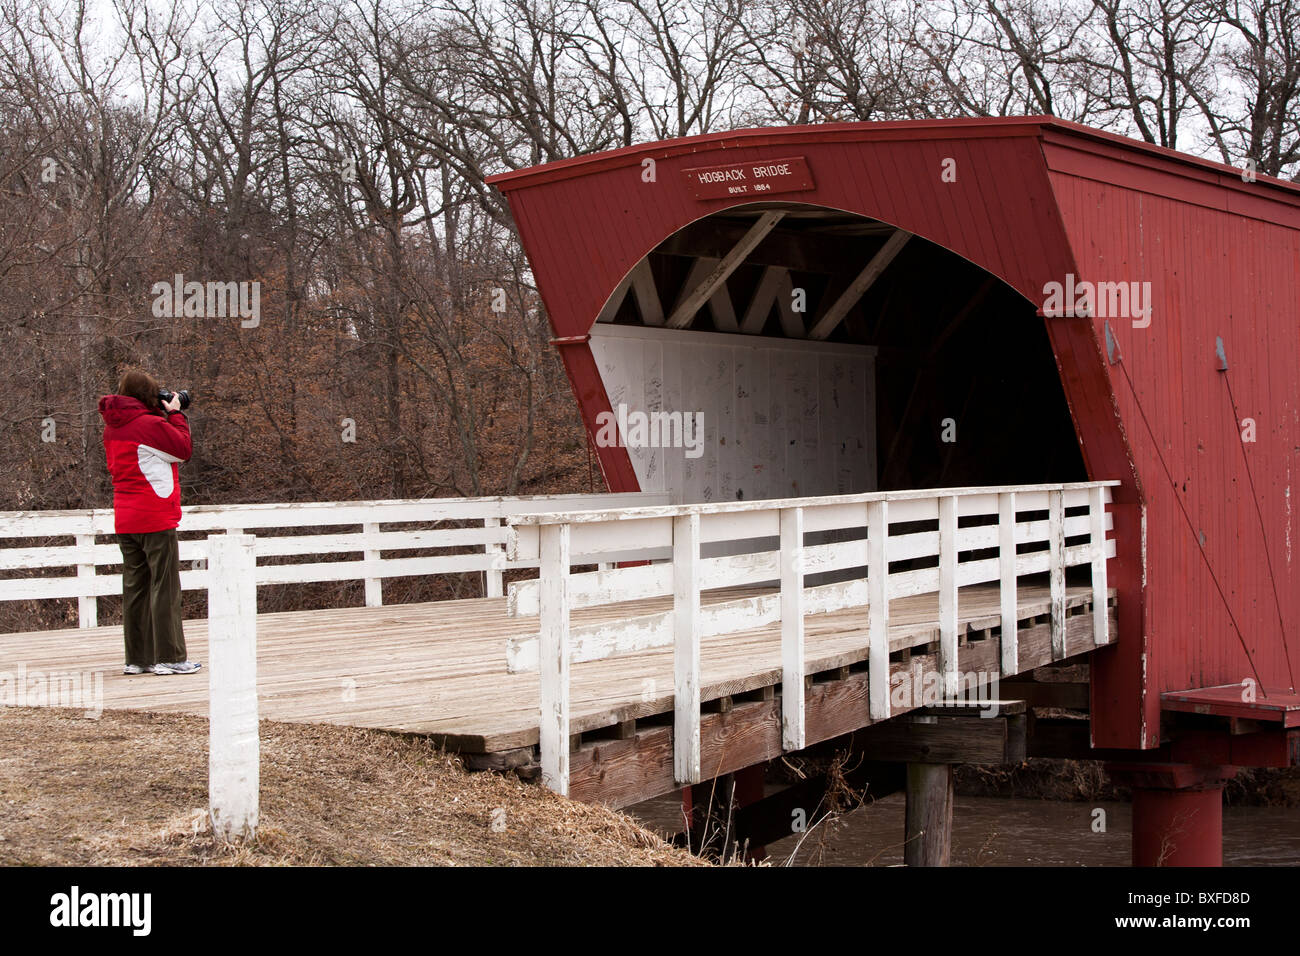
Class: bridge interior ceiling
602,203,1087,491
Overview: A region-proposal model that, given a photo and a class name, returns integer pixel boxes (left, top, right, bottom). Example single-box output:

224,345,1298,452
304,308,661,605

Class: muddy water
629,793,1300,866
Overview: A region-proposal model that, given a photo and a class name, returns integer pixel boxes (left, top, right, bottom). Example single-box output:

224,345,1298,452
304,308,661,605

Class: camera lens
158,388,192,411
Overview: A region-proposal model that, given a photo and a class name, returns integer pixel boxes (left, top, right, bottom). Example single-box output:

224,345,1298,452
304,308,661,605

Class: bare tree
1081,0,1221,148
1196,0,1300,174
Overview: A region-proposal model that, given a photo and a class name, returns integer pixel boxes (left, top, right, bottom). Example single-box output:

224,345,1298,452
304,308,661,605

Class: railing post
362,522,383,607
998,492,1018,675
673,511,701,785
866,499,890,719
539,523,571,795
780,507,805,750
207,533,259,842
1090,485,1108,645
75,533,97,628
1049,489,1066,659
484,517,504,598
938,494,959,699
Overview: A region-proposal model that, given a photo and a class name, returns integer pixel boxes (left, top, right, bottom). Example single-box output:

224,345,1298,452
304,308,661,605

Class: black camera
158,388,192,411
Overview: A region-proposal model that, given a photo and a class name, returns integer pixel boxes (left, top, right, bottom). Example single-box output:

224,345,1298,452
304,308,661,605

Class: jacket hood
99,394,155,427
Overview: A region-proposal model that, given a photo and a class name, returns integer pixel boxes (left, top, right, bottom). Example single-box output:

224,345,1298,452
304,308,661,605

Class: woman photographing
98,370,201,676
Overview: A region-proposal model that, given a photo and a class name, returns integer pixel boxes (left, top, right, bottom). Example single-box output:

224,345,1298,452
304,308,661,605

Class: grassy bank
0,707,703,866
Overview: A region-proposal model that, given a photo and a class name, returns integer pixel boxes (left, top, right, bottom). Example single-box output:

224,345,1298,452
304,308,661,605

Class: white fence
0,492,671,630
504,481,1119,795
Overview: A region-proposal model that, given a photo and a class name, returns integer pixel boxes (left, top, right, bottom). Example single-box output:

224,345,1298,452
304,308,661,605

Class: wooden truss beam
666,211,785,329
671,257,739,331
807,230,911,340
741,265,803,337
598,259,665,326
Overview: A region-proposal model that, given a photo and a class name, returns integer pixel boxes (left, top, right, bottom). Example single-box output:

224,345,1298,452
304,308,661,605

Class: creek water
628,792,1300,866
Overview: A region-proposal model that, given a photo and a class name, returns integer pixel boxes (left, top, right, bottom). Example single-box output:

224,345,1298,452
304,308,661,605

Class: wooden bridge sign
682,156,814,200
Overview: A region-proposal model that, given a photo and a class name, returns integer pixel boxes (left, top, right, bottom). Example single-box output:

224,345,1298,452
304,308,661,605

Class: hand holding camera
158,388,191,413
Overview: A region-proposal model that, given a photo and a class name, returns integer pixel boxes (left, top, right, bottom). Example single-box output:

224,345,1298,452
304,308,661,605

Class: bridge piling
904,751,954,866
1106,762,1237,866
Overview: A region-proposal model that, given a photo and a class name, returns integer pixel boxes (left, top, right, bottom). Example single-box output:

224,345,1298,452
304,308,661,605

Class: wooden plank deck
0,579,1108,756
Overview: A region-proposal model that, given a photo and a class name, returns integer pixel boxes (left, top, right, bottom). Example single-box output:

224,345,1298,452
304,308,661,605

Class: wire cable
1113,356,1267,695
1222,369,1296,691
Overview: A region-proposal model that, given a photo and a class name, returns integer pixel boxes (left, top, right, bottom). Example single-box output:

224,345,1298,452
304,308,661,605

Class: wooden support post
673,512,702,784
539,523,571,795
362,521,383,608
904,758,954,867
1089,485,1108,645
938,495,958,698
207,533,259,842
780,507,805,751
866,499,890,719
76,533,97,628
998,492,1017,675
1049,490,1066,660
484,516,504,598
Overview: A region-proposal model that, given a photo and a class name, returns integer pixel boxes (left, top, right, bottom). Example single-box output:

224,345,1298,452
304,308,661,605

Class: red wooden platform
1161,684,1300,728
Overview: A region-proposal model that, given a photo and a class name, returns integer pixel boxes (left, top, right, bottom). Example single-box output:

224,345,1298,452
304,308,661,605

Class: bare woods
1,0,1297,624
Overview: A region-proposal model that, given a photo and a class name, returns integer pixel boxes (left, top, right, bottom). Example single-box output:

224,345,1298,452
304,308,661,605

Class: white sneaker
123,664,147,675
151,660,202,675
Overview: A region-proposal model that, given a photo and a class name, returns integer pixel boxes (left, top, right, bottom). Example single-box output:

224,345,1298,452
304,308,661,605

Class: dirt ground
0,707,704,866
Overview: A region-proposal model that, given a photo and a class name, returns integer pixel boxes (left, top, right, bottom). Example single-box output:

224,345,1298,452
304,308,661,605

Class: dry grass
0,707,706,866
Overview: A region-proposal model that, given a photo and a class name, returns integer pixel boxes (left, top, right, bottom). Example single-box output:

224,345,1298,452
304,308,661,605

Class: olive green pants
117,530,187,667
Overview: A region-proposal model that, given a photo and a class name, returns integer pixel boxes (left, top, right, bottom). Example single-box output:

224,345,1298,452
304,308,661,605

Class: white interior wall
589,323,877,504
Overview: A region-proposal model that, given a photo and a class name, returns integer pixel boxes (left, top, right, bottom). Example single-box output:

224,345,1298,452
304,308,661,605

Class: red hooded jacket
98,395,193,534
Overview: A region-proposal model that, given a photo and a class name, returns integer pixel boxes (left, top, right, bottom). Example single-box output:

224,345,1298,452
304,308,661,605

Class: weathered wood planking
587,322,877,503
0,580,1110,769
568,600,1119,808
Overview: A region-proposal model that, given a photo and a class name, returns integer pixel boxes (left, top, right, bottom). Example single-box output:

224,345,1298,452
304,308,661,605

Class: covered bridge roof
490,117,1300,749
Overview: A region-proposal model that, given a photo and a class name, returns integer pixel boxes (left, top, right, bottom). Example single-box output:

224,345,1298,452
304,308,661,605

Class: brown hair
118,368,162,412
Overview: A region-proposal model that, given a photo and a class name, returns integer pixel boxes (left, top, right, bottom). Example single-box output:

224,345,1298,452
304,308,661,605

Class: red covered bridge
3,117,1297,867
488,116,1300,864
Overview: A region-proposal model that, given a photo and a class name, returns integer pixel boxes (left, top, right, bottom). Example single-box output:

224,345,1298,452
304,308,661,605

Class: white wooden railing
0,492,670,630
504,481,1120,795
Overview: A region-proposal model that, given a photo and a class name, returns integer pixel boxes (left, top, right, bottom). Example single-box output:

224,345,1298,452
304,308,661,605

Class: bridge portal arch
583,199,1087,505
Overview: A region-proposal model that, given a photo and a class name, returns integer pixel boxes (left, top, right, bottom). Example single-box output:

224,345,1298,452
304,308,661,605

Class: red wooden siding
491,117,1300,751
1046,140,1300,743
